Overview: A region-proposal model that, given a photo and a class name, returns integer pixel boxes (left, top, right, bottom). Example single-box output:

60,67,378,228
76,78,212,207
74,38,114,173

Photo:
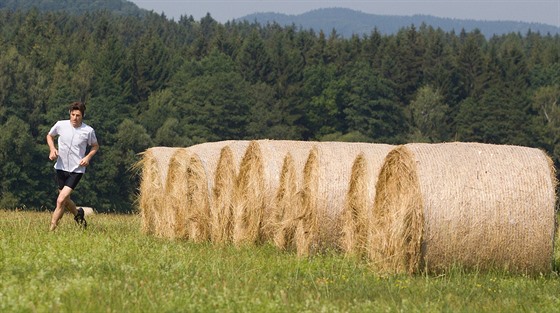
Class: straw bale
137,152,155,235
369,142,557,274
340,145,394,257
367,146,423,273
186,141,242,192
232,139,316,246
81,207,95,215
137,147,180,236
273,147,315,250
211,141,251,243
183,153,211,242
158,140,249,242
76,206,95,215
165,148,192,239
295,142,392,256
170,141,246,242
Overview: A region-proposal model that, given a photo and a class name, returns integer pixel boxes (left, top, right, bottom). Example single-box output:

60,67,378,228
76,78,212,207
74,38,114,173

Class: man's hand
46,134,58,161
79,156,91,167
49,149,58,161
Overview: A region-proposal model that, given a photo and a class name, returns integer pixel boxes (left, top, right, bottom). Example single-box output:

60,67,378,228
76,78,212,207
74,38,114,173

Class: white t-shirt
48,120,98,173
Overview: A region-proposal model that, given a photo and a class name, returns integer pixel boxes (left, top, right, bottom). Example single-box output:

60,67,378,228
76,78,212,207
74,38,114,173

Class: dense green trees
0,9,558,212
408,86,449,142
0,0,144,16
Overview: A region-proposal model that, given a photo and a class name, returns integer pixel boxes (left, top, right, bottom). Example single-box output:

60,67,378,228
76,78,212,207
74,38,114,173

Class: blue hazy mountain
238,8,560,38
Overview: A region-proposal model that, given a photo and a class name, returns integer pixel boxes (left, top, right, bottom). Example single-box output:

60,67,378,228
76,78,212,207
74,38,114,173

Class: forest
0,8,558,213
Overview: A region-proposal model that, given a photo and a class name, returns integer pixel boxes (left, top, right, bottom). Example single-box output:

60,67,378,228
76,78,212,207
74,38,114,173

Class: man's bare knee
56,187,74,208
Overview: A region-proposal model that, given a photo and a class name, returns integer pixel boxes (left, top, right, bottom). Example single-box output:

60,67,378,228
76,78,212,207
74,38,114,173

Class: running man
46,101,99,231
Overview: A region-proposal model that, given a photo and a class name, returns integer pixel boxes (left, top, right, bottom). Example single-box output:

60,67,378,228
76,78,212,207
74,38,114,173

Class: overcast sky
129,0,560,27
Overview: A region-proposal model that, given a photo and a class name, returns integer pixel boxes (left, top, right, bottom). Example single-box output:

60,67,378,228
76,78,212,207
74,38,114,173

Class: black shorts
55,170,83,190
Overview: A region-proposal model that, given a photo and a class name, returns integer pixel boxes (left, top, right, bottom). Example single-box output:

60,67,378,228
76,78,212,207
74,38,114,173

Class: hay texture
295,142,390,256
369,142,557,274
211,141,251,243
232,140,316,246
165,148,192,239
182,152,212,242
273,146,317,250
165,141,244,242
340,145,394,257
137,147,180,236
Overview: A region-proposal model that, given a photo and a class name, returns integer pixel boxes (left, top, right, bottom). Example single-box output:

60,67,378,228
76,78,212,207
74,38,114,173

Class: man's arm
80,142,99,167
46,134,58,160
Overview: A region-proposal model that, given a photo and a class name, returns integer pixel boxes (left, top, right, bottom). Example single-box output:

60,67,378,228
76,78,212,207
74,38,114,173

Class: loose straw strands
273,149,311,250
165,148,191,239
232,140,316,246
367,146,423,274
295,142,386,257
340,144,394,257
369,142,557,275
266,141,318,244
167,141,244,242
211,141,251,243
137,147,181,236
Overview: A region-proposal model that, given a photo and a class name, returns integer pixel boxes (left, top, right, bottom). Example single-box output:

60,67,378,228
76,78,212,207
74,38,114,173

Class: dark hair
69,101,86,116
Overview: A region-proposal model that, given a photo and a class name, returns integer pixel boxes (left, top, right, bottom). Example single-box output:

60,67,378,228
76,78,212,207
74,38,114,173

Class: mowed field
1,210,559,312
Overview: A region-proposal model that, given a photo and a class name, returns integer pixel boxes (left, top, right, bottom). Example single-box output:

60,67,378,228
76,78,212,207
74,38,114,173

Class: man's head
69,101,86,116
69,101,86,127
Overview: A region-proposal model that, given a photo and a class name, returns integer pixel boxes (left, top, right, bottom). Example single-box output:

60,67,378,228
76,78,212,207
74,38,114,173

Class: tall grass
1,210,559,312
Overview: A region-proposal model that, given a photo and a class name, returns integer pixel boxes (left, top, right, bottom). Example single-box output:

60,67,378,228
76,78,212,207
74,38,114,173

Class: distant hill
0,0,146,16
238,8,560,38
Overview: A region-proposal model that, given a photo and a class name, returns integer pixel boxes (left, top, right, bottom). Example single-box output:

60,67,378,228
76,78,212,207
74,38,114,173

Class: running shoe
74,207,87,229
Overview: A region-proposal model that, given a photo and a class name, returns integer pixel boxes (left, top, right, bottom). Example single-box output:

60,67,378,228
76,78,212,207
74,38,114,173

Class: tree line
0,8,558,212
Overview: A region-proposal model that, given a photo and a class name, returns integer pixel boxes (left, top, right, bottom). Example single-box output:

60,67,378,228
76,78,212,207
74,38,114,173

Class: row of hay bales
137,140,557,275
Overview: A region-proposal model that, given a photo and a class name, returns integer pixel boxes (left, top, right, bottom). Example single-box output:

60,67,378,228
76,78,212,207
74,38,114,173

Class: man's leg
50,186,73,231
65,198,78,215
63,197,87,228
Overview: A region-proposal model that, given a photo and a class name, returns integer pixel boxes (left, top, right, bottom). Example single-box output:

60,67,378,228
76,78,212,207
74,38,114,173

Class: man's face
70,110,83,127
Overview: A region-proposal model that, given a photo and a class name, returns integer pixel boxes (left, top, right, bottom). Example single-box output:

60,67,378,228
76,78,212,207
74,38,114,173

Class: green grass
1,210,559,312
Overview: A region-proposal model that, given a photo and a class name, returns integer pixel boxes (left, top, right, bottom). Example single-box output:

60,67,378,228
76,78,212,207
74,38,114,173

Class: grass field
1,210,559,312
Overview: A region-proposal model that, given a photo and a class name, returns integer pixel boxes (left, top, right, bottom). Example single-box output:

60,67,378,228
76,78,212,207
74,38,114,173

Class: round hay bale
340,145,394,257
137,147,180,236
295,142,387,256
232,139,316,246
169,141,245,242
165,148,192,239
162,140,249,242
273,146,316,250
137,149,158,235
368,142,557,274
183,152,211,242
79,206,95,216
272,153,300,250
72,204,94,216
211,141,251,243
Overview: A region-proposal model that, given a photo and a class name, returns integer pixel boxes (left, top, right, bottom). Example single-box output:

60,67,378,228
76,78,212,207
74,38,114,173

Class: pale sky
129,0,560,27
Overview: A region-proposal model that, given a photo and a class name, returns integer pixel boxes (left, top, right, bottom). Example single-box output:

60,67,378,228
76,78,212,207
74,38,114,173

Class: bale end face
370,143,557,275
368,146,424,274
211,146,236,243
185,154,211,242
340,153,370,256
166,149,191,239
137,147,180,237
295,146,319,256
137,150,158,235
233,141,266,245
272,153,298,250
